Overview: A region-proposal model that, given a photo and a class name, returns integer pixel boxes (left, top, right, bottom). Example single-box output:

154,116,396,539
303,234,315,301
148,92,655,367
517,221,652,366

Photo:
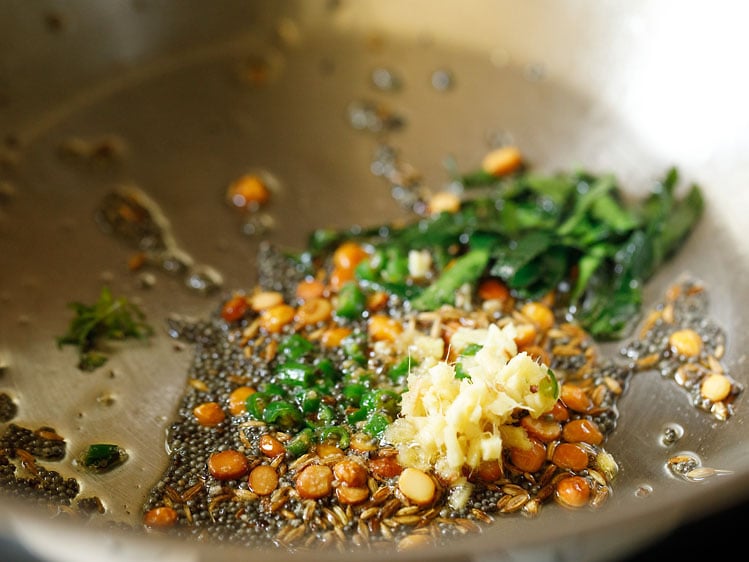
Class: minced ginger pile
385,323,558,487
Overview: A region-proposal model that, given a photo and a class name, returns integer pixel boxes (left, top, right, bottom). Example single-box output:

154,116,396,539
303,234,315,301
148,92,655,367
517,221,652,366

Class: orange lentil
332,242,368,271
428,191,461,215
548,400,571,422
398,468,436,506
509,439,547,473
144,506,178,529
369,455,403,478
475,459,503,482
521,302,555,332
552,443,590,471
228,386,256,416
208,450,249,480
366,291,389,312
560,384,593,413
258,434,285,458
295,278,326,301
333,459,368,487
555,475,591,508
226,174,270,209
259,304,295,333
513,324,537,348
669,328,703,357
221,295,249,323
193,402,226,427
477,278,510,302
481,146,523,177
336,485,370,506
320,326,352,348
315,444,343,458
295,297,332,326
295,464,334,499
520,415,562,443
328,266,354,293
248,465,279,496
562,418,604,445
249,291,284,311
368,314,403,342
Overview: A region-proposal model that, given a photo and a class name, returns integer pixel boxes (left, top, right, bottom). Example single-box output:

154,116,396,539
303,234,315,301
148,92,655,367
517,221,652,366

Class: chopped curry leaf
57,286,153,371
292,165,703,339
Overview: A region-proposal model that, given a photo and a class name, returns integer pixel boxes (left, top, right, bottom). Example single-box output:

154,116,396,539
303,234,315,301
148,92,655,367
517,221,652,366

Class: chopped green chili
78,443,128,473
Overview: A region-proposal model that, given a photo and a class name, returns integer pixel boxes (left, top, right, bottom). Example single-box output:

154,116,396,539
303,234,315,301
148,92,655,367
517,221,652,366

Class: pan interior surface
1,1,748,561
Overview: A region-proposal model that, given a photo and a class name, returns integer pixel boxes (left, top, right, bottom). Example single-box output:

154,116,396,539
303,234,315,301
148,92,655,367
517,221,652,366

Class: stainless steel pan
1,1,748,560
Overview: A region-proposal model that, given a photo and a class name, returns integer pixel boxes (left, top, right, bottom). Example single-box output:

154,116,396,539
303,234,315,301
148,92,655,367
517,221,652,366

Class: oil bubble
241,213,274,237
430,69,455,92
666,451,701,480
634,483,653,498
659,422,684,446
184,265,223,295
371,67,403,92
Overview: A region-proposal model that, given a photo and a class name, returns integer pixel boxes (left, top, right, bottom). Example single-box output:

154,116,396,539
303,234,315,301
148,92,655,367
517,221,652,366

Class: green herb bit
454,362,472,382
57,286,153,371
79,443,128,473
460,343,483,357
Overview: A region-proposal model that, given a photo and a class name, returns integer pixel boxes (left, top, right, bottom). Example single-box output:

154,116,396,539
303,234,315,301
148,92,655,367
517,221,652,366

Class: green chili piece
316,426,350,449
294,388,321,414
79,443,128,473
342,382,367,406
540,368,560,400
277,333,314,361
314,357,342,382
381,247,409,283
341,332,368,366
361,389,401,417
275,361,316,387
363,412,391,439
346,408,368,424
245,392,270,419
261,382,286,397
317,403,336,425
388,356,415,383
286,428,314,458
335,281,366,319
262,401,303,429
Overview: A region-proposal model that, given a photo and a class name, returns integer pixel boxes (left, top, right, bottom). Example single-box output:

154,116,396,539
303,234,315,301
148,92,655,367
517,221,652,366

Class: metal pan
1,1,748,560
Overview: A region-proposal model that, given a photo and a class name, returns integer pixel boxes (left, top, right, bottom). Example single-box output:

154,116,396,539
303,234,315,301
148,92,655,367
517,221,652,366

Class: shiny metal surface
1,1,748,561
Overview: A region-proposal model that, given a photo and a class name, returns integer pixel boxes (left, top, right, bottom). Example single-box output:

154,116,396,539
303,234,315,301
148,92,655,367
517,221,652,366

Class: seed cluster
0,424,79,507
0,392,17,422
137,273,734,553
621,278,741,421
